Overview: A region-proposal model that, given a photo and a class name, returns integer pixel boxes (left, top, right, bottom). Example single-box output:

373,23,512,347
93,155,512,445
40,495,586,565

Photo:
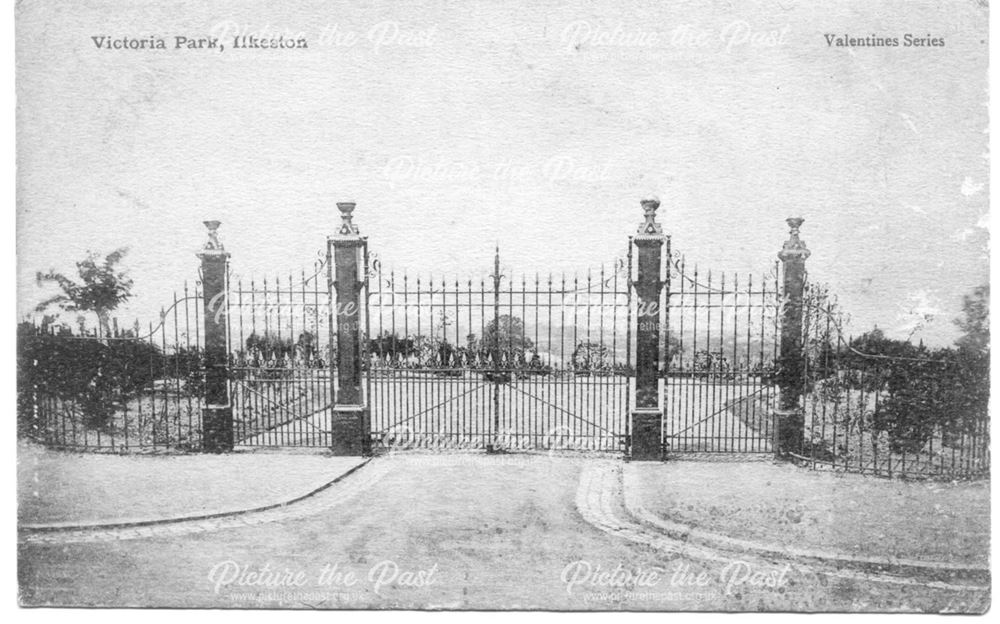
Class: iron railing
18,285,205,452
17,223,988,481
796,285,990,479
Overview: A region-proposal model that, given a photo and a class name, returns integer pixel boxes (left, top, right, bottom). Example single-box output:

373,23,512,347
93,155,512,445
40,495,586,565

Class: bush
814,334,988,455
17,323,198,432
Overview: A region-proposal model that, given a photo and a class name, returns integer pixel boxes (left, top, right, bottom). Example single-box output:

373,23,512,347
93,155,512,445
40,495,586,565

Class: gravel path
18,453,990,611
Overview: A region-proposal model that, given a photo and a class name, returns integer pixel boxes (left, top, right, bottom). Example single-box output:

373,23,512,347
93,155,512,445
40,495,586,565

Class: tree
244,332,294,362
825,328,982,455
572,341,610,371
458,333,483,368
35,248,134,337
693,349,730,372
368,331,417,363
296,331,317,361
664,330,682,362
955,284,989,355
946,284,990,445
482,315,534,364
436,310,453,341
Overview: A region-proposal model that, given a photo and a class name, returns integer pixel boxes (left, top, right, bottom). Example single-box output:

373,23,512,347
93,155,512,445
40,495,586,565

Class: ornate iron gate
213,202,781,456
364,246,633,452
227,257,335,447
660,243,782,454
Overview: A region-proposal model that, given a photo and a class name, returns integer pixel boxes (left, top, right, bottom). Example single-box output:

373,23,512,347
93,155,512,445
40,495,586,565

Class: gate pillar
329,202,371,456
631,198,666,460
197,221,234,452
775,217,810,457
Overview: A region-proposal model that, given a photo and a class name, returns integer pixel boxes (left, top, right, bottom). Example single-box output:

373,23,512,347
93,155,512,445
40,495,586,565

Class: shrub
17,323,186,432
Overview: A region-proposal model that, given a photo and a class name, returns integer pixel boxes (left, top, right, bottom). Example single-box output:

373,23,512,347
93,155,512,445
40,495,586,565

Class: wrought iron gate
660,242,781,454
364,246,633,452
228,257,335,447
215,203,780,456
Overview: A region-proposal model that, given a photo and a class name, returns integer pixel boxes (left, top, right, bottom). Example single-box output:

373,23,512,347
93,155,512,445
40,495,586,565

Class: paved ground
625,458,991,568
17,440,365,526
18,452,990,611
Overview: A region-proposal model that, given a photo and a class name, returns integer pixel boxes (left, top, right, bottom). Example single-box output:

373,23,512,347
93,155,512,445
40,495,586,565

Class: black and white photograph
14,0,992,613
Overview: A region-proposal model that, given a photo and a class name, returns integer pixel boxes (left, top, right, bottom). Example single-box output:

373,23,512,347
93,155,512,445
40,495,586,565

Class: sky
16,0,989,347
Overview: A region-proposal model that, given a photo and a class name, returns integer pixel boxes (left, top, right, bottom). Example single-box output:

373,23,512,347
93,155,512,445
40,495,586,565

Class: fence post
775,217,810,457
329,202,370,455
197,220,233,452
631,198,666,460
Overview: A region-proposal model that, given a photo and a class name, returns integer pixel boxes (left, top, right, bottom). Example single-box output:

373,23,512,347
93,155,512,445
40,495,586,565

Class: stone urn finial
197,220,230,259
637,196,663,237
336,202,360,237
778,217,810,260
200,220,225,252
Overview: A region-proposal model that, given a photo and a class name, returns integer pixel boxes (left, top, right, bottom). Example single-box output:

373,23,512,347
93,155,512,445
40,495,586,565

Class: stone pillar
775,217,810,457
329,202,370,455
631,198,666,460
197,220,233,452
